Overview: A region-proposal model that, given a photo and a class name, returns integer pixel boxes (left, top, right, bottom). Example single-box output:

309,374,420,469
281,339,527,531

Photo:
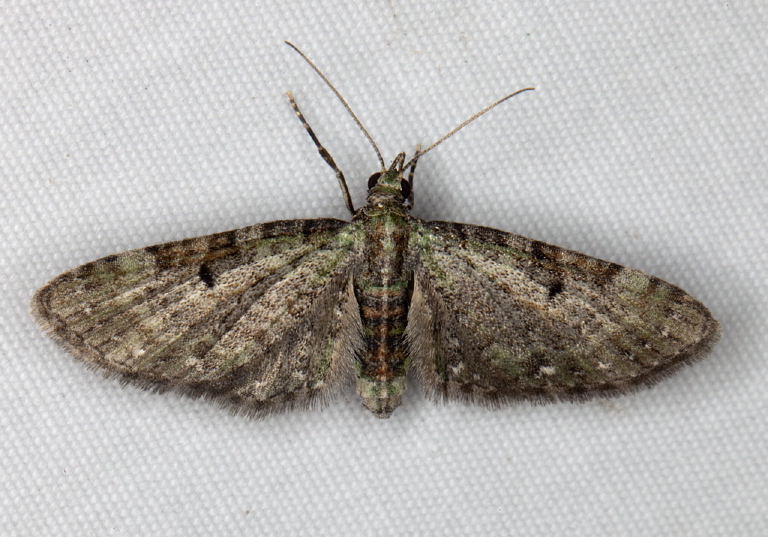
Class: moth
31,43,721,418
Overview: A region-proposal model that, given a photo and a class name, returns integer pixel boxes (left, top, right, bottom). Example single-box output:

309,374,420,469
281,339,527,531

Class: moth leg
286,91,355,215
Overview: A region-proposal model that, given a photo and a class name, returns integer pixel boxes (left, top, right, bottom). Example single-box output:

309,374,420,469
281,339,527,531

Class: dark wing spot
198,263,215,288
530,240,554,262
594,262,623,286
207,230,238,250
548,280,564,299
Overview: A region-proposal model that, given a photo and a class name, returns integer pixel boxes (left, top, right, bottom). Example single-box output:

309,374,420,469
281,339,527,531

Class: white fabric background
2,2,766,535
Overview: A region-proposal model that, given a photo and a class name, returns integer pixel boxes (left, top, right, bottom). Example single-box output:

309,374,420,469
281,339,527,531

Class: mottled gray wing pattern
407,221,721,406
32,219,364,416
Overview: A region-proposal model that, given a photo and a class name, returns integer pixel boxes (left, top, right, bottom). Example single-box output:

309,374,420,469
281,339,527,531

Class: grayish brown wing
32,219,365,416
407,220,721,406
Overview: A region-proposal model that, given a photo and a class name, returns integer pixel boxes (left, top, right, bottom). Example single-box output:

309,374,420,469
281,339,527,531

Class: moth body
352,155,414,417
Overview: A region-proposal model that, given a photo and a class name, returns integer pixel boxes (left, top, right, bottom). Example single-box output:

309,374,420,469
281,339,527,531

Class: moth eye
367,172,382,189
400,178,412,199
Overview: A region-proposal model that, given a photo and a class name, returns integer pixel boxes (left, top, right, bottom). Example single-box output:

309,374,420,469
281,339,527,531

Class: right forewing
406,220,720,407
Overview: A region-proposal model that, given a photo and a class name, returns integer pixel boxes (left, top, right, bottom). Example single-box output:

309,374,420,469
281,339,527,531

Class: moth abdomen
353,203,414,417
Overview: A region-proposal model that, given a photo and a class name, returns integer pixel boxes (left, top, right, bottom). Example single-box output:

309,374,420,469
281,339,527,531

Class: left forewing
407,221,721,406
32,219,365,416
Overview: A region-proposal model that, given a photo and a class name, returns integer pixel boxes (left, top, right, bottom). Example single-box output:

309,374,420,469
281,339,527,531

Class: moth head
366,152,411,200
366,173,411,200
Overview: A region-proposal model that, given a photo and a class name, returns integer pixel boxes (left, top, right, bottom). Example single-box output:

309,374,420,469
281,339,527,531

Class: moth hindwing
31,44,720,418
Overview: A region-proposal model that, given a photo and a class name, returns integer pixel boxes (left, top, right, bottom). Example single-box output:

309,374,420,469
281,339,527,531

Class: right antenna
402,87,535,172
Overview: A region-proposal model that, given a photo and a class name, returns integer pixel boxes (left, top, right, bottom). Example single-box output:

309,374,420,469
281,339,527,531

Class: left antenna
285,42,385,170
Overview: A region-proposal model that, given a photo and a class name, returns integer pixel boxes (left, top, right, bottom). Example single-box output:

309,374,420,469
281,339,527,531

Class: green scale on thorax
352,152,414,417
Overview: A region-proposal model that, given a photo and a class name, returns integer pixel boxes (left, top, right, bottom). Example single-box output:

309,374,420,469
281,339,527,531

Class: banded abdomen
353,210,412,417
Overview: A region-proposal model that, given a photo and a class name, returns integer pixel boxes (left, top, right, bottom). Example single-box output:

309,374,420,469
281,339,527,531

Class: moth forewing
406,221,721,405
31,219,367,417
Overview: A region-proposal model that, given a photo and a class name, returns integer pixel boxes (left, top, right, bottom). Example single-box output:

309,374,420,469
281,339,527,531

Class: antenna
285,41,386,170
402,87,535,172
